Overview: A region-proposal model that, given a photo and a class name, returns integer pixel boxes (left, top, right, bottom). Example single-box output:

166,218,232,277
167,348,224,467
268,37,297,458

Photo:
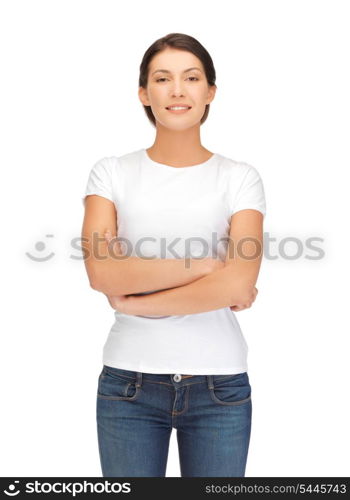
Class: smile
165,106,192,114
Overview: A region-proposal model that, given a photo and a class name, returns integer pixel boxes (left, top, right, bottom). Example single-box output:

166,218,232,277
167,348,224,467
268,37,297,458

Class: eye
155,76,199,83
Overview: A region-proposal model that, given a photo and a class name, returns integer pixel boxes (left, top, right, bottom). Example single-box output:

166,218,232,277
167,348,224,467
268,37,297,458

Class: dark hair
139,33,217,127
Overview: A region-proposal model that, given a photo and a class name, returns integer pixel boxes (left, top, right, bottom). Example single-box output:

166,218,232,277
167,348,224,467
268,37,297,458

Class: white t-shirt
82,148,266,374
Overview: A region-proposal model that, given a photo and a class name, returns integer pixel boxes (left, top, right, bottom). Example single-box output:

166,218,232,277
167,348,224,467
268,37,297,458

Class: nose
171,90,185,98
170,79,186,97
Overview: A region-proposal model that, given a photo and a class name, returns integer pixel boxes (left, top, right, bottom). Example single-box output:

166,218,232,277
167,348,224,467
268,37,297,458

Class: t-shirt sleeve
231,165,266,218
82,157,114,207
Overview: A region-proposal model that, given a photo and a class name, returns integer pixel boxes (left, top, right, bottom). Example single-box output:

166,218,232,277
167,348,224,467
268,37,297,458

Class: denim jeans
96,365,252,477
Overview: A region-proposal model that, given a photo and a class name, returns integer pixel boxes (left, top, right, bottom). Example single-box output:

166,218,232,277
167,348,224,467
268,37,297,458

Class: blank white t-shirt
82,148,266,374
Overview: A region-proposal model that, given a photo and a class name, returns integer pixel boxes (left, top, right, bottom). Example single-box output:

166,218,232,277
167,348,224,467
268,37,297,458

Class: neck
147,125,212,166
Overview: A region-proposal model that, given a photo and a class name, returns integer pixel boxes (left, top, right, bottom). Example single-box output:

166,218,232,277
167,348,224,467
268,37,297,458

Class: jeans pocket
209,372,251,406
97,366,140,401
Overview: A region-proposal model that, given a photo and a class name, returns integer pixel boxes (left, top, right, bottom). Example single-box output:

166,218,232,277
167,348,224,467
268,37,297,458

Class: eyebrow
151,67,202,76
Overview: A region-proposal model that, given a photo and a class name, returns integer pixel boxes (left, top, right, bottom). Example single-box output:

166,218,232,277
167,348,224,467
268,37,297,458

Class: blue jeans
96,365,252,477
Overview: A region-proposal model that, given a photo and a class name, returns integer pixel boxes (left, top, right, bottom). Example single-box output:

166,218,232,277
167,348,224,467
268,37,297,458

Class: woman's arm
116,263,255,315
113,209,264,315
102,230,226,314
82,195,222,295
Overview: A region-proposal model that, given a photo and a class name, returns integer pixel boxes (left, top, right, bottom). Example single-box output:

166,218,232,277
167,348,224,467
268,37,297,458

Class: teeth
168,106,190,110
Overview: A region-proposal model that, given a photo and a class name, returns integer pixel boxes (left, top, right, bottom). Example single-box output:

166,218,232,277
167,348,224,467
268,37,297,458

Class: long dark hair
139,33,217,127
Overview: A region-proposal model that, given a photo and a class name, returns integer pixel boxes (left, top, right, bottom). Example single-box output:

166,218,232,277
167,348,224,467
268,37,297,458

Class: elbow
230,282,256,305
90,279,102,291
86,262,124,295
87,269,103,292
89,275,102,291
90,277,123,296
89,274,108,293
85,264,106,292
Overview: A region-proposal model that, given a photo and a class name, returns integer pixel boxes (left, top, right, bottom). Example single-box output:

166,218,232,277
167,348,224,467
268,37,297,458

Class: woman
81,33,266,477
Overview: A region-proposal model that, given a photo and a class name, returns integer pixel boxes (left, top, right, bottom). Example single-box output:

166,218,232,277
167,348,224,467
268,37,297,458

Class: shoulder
217,155,264,192
88,156,119,179
217,153,260,176
113,149,143,170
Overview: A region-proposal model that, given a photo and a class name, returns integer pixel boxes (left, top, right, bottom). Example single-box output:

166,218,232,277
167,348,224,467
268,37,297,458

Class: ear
138,86,150,107
206,84,217,105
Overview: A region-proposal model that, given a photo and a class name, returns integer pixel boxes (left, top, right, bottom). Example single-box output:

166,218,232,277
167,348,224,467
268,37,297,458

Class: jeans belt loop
136,372,142,387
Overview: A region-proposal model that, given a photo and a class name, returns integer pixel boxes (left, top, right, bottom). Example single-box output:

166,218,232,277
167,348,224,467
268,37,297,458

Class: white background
1,0,349,477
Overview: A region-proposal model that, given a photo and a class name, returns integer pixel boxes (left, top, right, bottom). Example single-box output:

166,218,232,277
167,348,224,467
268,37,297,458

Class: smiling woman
82,32,266,479
138,34,217,146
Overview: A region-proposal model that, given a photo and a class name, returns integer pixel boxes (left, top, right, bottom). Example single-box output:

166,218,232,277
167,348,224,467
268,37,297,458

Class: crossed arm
104,209,264,316
109,263,258,316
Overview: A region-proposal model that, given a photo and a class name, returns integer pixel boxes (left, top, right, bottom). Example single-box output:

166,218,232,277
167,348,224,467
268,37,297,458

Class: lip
165,104,192,109
165,104,192,114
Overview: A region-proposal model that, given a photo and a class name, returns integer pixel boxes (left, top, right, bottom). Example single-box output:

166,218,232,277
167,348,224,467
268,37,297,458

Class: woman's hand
195,257,259,312
230,286,258,312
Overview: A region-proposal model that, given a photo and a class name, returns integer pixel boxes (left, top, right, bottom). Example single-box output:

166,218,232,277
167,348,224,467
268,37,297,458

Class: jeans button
173,374,182,382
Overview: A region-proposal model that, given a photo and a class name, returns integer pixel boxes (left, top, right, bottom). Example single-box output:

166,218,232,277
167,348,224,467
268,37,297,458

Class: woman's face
139,47,216,130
